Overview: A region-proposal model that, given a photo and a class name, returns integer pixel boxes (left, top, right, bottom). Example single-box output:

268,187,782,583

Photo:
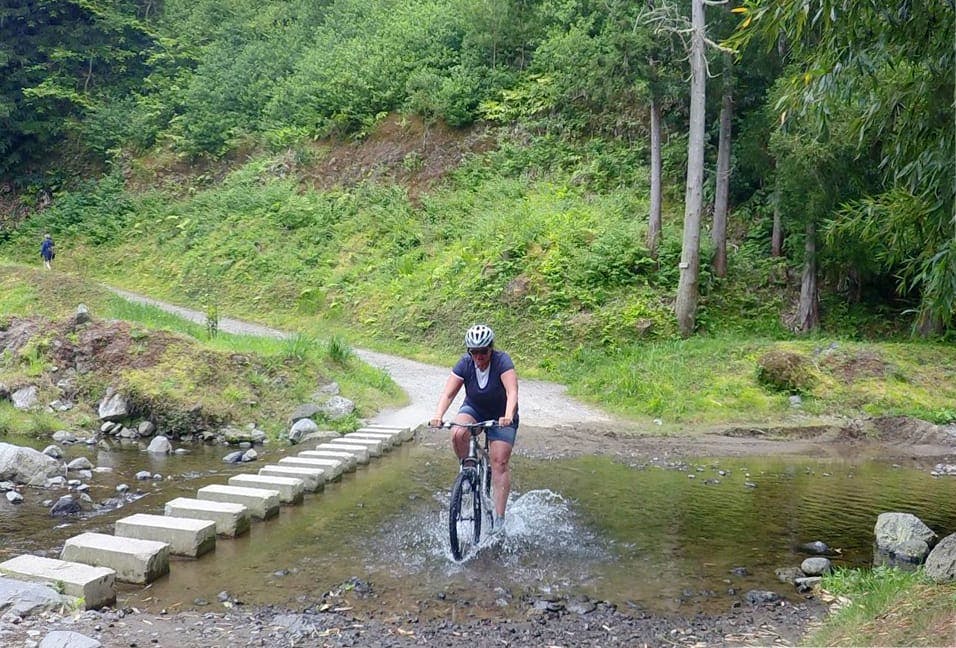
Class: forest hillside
0,0,953,426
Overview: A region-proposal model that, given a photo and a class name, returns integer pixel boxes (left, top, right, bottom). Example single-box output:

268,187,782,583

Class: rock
794,576,822,592
0,578,70,617
97,388,129,421
0,443,63,485
799,540,831,554
42,445,63,459
138,420,156,437
135,470,152,480
73,304,92,326
49,495,81,517
66,457,93,471
290,404,321,424
874,512,937,562
319,395,355,421
923,533,956,582
222,451,244,464
745,590,781,605
6,490,23,504
39,630,102,648
800,557,832,576
12,385,39,410
288,418,318,444
52,431,77,444
241,449,258,462
146,436,173,454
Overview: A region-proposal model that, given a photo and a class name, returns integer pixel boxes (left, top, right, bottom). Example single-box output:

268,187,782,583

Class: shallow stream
2,434,954,619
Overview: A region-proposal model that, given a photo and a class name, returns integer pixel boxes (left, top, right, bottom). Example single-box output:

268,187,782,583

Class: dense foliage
1,0,953,342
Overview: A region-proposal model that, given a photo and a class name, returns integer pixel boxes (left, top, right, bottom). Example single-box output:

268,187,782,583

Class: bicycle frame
437,419,497,560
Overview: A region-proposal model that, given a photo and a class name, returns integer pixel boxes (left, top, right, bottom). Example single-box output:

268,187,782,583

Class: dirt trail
107,287,956,464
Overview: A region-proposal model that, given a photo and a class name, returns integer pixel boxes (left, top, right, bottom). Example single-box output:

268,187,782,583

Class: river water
2,434,954,618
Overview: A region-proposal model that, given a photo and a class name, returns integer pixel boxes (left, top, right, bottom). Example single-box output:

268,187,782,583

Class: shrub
756,349,817,393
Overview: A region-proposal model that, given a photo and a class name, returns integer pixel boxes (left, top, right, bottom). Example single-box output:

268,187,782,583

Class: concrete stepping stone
296,451,356,472
346,431,399,448
315,443,370,464
165,497,250,537
197,484,280,520
228,474,305,504
114,513,216,558
0,555,115,610
259,464,326,492
357,426,413,442
61,532,169,585
279,456,348,480
330,436,384,456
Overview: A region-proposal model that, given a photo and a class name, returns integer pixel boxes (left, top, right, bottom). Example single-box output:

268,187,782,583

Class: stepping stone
315,443,369,464
357,426,413,442
296,450,356,472
347,431,399,448
197,484,280,520
279,456,347,480
228,474,305,504
61,532,169,585
0,555,115,610
114,513,216,558
259,464,326,492
165,497,250,537
330,436,384,456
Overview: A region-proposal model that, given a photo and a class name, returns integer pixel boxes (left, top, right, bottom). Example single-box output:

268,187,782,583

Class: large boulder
924,533,956,583
319,395,355,421
874,512,938,563
0,443,63,485
98,388,129,421
146,436,172,454
11,385,39,410
0,577,71,617
288,418,318,444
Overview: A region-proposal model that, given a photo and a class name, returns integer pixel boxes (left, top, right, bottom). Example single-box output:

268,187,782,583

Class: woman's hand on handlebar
498,416,513,428
429,418,444,428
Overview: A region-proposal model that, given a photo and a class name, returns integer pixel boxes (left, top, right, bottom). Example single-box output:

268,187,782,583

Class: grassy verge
806,567,956,647
0,264,403,438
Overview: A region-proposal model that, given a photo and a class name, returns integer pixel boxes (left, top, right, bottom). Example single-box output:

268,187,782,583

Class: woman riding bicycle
430,324,518,530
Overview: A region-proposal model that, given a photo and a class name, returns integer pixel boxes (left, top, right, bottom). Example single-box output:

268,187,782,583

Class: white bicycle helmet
464,324,495,348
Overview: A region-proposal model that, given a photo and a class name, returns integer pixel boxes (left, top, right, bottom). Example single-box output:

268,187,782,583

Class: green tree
729,1,956,334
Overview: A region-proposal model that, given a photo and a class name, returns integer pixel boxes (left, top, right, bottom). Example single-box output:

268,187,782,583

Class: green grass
1,137,953,429
805,567,956,647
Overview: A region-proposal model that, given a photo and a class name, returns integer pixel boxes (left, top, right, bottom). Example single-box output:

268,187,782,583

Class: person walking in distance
40,233,55,270
430,324,519,531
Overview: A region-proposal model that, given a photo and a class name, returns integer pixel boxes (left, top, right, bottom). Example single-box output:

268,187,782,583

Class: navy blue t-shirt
452,350,518,425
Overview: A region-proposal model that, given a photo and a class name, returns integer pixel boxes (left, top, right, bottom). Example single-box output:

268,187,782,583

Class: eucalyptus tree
729,1,955,335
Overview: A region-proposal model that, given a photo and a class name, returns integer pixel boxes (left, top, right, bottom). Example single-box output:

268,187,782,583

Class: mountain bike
434,420,495,561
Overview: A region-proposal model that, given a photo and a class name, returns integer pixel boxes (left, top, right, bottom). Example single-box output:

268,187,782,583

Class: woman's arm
430,373,464,426
499,368,518,427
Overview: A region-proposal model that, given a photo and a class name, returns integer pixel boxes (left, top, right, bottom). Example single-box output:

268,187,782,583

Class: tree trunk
675,0,706,337
711,51,733,278
795,218,819,333
771,175,784,257
647,90,663,257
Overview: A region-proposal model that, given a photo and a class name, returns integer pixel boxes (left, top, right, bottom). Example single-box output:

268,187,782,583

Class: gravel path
108,287,612,430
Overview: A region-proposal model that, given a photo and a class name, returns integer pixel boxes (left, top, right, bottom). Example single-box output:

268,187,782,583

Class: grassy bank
0,265,403,438
806,568,956,647
1,133,954,428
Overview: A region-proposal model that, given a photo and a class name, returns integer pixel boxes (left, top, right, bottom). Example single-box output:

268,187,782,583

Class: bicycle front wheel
448,470,482,561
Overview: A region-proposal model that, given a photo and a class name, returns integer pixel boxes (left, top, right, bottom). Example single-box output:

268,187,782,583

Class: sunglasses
468,347,491,357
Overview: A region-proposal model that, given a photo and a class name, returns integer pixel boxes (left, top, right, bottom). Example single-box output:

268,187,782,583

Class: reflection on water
2,433,954,617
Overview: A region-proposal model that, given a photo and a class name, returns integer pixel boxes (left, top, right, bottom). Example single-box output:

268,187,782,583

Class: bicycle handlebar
429,420,497,431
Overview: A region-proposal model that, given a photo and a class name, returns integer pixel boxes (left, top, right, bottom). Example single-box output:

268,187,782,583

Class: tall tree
710,50,733,277
674,0,707,337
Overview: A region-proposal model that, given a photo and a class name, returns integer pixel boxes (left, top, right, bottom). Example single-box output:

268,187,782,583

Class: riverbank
1,582,829,647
